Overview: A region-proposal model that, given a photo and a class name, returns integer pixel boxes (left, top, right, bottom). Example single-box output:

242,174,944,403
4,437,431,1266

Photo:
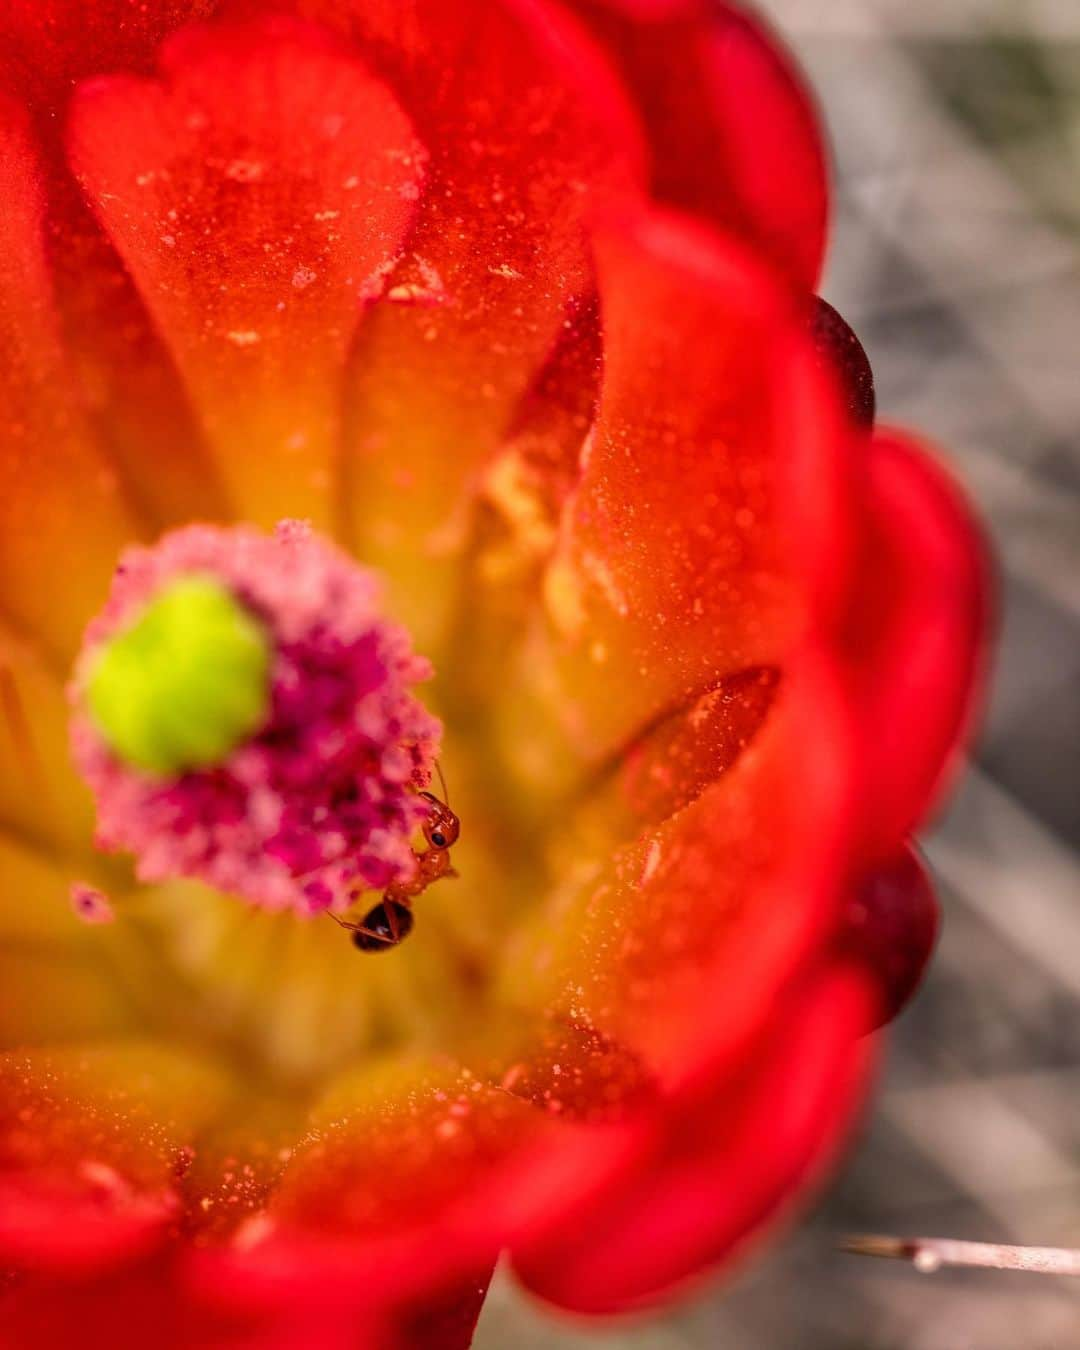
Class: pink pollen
70,883,115,925
70,521,442,916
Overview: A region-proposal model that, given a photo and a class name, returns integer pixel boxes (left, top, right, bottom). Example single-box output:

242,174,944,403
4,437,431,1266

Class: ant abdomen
351,898,414,951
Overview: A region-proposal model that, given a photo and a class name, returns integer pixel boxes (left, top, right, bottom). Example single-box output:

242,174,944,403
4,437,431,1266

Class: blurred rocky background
474,1,1080,1345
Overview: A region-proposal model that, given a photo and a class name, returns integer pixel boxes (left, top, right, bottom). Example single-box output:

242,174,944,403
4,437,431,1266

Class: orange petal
2,4,233,530
269,1055,535,1242
48,178,232,532
0,94,141,661
463,1011,658,1124
497,656,860,1084
562,666,779,855
0,833,114,950
0,951,131,1049
0,622,95,856
273,0,647,652
67,17,426,531
206,1055,542,1308
439,295,603,715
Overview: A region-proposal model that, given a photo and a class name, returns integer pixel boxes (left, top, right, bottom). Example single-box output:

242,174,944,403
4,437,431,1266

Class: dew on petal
386,257,449,306
223,158,266,183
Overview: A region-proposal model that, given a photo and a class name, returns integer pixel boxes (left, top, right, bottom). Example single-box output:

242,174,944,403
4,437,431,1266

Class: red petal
569,0,829,287
67,17,425,531
512,964,876,1313
836,429,992,862
0,95,141,661
538,207,851,760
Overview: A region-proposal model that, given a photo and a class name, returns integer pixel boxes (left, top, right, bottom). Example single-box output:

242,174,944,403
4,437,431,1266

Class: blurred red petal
67,17,424,531
810,296,876,429
0,1255,390,1350
512,964,877,1313
0,2,215,115
0,1173,174,1277
841,845,940,1026
0,1044,229,1270
398,1266,496,1350
570,0,829,287
837,429,992,862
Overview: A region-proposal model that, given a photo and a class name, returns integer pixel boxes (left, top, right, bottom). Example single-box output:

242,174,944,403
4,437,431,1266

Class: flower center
66,521,507,1086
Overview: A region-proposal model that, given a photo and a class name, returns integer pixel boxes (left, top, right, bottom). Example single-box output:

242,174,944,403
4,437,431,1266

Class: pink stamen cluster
71,521,441,915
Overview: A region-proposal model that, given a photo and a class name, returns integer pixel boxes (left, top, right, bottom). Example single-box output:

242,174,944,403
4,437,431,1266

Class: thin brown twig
841,1234,1080,1276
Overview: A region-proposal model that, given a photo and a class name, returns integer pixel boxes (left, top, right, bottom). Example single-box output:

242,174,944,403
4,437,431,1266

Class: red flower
0,2,988,1346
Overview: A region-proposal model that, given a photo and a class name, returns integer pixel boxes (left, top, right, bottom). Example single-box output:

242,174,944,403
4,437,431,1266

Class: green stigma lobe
87,575,272,775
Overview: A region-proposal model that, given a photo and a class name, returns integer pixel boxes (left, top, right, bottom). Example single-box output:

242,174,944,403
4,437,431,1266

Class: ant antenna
434,759,450,805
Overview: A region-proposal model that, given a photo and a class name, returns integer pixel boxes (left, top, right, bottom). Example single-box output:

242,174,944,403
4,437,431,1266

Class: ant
329,764,460,952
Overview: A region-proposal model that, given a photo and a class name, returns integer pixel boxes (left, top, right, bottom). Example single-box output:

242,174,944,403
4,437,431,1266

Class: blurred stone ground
474,1,1080,1345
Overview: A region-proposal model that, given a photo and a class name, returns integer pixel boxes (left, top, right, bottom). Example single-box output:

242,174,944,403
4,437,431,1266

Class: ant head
418,790,460,850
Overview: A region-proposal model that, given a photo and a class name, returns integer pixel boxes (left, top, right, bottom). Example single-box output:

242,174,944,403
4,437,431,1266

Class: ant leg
326,911,368,934
384,896,408,942
327,902,404,946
